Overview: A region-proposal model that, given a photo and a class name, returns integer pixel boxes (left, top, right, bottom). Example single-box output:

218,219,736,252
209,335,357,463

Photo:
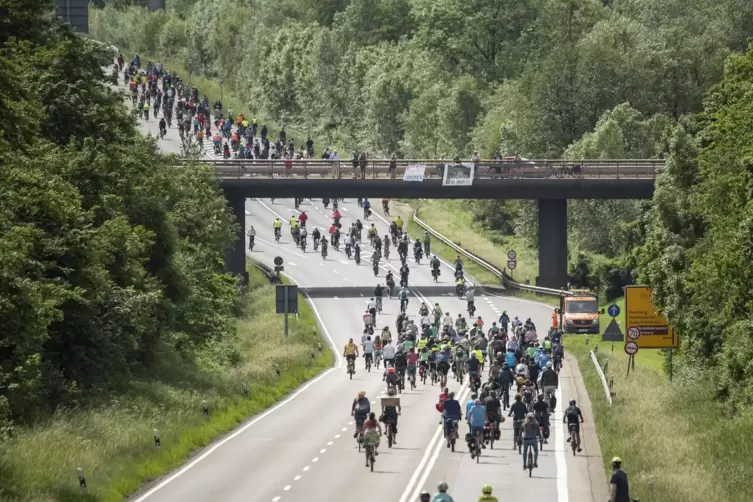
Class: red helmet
388,367,396,374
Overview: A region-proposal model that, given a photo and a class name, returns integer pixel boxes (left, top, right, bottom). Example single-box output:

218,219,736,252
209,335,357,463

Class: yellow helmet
482,484,492,495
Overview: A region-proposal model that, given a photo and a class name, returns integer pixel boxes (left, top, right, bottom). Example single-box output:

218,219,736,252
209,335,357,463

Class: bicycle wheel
555,167,565,179
388,428,393,448
528,452,533,477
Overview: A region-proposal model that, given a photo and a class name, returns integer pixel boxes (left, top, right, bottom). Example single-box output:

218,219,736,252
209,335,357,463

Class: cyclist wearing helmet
563,399,584,452
419,491,431,502
380,387,401,440
385,366,398,391
432,482,454,502
477,484,498,502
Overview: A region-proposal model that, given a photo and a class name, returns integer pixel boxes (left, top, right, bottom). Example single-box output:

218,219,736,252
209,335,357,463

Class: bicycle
446,419,459,451
347,357,356,379
502,386,510,410
408,369,416,390
385,420,395,448
365,444,376,471
569,424,579,455
555,163,583,178
376,296,383,314
487,418,500,449
513,420,523,453
374,351,382,369
365,354,372,373
526,447,534,477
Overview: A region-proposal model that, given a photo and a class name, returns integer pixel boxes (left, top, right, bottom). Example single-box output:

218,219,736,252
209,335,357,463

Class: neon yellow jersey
273,220,282,229
289,217,297,227
478,496,498,502
473,349,485,364
417,339,427,350
544,340,552,350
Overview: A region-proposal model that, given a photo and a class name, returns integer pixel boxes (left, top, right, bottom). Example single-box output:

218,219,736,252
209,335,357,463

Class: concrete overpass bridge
214,158,661,289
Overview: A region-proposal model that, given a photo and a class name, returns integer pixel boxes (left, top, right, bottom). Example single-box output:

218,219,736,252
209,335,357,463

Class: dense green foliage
0,0,239,427
638,45,753,407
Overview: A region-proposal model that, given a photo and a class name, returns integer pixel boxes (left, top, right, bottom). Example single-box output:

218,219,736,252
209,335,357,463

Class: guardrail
248,258,280,284
590,350,614,406
191,158,664,180
412,212,573,298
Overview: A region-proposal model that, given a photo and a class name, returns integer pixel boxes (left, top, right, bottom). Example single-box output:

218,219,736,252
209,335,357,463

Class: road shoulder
561,352,610,502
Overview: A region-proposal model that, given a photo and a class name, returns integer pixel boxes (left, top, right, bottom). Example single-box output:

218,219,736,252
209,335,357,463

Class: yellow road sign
624,286,679,349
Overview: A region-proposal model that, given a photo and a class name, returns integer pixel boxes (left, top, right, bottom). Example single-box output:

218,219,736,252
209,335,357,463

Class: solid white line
302,290,342,368
130,367,336,502
555,385,569,502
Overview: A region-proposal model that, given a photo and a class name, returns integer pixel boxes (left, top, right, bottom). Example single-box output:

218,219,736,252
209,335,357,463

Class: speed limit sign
627,326,641,340
507,250,517,260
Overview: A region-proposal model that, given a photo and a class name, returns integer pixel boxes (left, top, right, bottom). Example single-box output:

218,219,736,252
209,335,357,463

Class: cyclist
466,286,476,313
247,225,256,249
406,347,418,382
540,361,559,407
441,391,462,441
477,485,498,502
432,482,453,502
343,338,359,374
351,391,370,438
420,492,431,502
468,352,480,384
532,394,550,443
563,399,584,452
385,366,399,392
363,336,375,368
437,346,451,384
361,412,382,461
289,214,297,230
521,412,541,469
272,217,282,239
383,340,396,369
380,387,401,442
484,390,504,432
399,285,410,313
467,398,487,458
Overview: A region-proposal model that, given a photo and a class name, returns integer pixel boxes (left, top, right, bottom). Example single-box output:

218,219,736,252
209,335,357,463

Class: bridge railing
191,158,664,180
412,212,573,299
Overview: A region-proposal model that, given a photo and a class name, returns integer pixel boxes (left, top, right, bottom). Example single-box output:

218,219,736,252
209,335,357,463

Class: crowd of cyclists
121,53,632,502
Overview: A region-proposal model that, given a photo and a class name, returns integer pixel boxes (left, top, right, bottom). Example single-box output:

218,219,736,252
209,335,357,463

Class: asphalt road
128,195,603,502
121,62,607,502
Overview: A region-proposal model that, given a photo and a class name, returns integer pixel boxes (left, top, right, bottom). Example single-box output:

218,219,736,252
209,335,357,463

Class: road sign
624,341,639,355
626,326,641,340
624,286,678,349
507,260,517,270
274,256,283,266
507,250,517,260
607,304,620,318
602,319,624,342
275,285,298,314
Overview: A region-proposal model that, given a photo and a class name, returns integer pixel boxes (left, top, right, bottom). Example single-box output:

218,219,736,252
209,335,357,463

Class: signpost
507,250,517,279
273,256,284,281
624,340,638,375
276,283,298,337
602,302,624,343
624,286,678,349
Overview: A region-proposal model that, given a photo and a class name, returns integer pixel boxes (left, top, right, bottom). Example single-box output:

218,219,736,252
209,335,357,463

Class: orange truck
556,291,604,334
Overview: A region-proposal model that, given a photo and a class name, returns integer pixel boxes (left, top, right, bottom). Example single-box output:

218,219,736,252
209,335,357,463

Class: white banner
442,162,475,186
403,164,426,182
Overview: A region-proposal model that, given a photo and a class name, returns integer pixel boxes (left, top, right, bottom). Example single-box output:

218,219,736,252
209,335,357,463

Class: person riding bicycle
420,491,431,502
477,484,498,502
453,256,463,274
406,347,418,378
399,286,410,313
441,391,462,439
299,225,308,248
532,394,550,443
394,348,408,382
540,361,559,405
430,255,441,275
361,412,382,459
380,387,401,440
468,399,487,458
508,393,528,422
521,412,541,469
432,482,454,502
484,390,504,432
437,345,451,380
351,391,370,437
247,226,256,249
343,338,359,373
385,366,399,391
563,399,584,452
413,239,423,261
368,223,378,241
363,198,371,217
468,352,480,384
363,336,375,368
497,363,515,398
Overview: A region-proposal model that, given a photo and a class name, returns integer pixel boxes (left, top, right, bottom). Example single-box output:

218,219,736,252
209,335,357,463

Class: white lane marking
340,260,349,265
327,441,334,445
284,485,291,491
320,448,327,453
272,497,281,502
556,384,569,502
334,434,340,439
302,291,342,368
333,296,339,300
344,277,349,281
342,207,349,211
294,475,302,481
333,269,340,275
341,427,347,431
348,421,354,425
312,457,319,463
256,237,309,260
289,262,297,267
130,364,336,502
398,383,471,502
303,466,310,471
245,210,251,215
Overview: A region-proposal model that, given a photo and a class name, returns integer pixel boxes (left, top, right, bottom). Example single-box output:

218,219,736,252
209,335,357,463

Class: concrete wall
56,0,89,33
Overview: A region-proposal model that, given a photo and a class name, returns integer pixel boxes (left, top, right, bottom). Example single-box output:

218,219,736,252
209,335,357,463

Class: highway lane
121,63,602,499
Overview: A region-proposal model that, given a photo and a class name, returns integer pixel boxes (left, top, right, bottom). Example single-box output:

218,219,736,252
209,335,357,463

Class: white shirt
366,300,377,311
364,340,374,354
383,344,396,359
443,315,453,327
516,363,528,377
421,315,432,326
247,228,256,236
507,339,519,351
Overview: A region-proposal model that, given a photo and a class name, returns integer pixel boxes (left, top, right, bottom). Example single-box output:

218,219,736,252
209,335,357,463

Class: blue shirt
466,399,475,417
467,357,479,372
443,399,462,420
432,493,454,502
437,353,450,363
505,352,517,367
538,354,550,368
468,404,487,428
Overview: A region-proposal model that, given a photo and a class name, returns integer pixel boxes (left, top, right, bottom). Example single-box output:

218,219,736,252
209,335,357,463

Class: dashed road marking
312,457,319,463
320,448,327,453
294,475,301,481
283,485,291,491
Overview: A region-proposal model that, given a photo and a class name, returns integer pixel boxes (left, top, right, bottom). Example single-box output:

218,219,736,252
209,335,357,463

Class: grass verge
0,267,333,502
564,334,753,502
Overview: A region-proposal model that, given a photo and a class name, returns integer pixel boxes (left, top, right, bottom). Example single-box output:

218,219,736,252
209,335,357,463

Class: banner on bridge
403,164,426,182
442,163,475,186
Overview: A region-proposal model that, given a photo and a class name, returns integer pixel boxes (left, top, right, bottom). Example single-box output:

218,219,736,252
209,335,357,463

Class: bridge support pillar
147,0,166,11
225,191,248,287
537,199,568,289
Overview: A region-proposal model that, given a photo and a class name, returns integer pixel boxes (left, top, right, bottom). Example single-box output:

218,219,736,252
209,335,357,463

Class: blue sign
607,304,620,318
